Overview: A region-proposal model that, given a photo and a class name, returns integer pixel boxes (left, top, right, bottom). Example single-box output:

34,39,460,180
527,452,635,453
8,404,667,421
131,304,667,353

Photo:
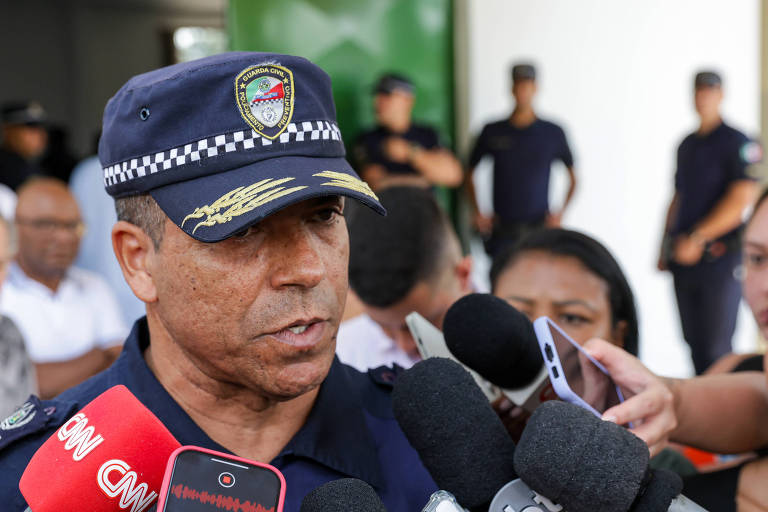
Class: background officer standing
658,70,761,374
353,73,462,191
467,63,577,257
0,102,48,191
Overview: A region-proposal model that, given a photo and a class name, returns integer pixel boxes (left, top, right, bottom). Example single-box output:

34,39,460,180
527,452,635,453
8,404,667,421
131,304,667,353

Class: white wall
464,0,761,377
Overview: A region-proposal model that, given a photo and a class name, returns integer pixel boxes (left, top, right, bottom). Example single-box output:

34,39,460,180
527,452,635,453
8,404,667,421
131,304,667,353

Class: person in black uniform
467,63,577,257
0,52,437,511
353,73,462,190
658,71,761,375
0,102,48,191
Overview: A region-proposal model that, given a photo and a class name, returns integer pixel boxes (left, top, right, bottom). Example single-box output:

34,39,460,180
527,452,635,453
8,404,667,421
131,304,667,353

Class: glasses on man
15,218,87,237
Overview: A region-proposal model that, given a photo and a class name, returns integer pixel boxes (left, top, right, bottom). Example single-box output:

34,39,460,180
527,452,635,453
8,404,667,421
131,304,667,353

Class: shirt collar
276,357,385,488
117,319,385,488
7,261,75,293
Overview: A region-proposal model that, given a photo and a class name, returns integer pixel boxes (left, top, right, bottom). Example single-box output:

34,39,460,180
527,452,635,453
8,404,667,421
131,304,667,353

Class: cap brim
150,155,385,242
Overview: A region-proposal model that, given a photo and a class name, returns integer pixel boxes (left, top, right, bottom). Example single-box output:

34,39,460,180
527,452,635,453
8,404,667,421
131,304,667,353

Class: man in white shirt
337,186,472,371
1,178,126,397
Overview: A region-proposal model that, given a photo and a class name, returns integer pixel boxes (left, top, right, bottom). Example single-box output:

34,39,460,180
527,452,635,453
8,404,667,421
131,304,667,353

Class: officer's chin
266,352,334,401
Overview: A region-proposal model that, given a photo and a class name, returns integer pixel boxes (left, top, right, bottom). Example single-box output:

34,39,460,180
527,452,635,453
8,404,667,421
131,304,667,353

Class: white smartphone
533,316,626,418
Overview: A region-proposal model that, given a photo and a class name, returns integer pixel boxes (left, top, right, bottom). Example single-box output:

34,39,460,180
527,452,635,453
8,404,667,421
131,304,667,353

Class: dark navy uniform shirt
353,123,440,176
0,318,437,511
0,148,43,191
671,121,760,237
469,118,573,223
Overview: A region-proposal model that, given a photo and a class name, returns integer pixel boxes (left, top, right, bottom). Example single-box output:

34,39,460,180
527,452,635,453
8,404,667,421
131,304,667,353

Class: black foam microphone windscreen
391,357,517,509
299,478,387,512
514,401,650,512
443,293,542,388
631,469,683,512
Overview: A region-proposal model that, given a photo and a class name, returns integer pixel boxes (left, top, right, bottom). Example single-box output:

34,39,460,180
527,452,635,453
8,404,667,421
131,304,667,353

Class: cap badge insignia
235,65,295,140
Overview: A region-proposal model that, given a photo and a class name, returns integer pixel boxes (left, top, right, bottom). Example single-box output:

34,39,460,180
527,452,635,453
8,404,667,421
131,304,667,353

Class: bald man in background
1,178,126,398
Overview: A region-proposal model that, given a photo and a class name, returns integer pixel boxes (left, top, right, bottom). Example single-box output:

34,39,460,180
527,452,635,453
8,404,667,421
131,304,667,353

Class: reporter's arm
668,370,768,453
586,339,768,455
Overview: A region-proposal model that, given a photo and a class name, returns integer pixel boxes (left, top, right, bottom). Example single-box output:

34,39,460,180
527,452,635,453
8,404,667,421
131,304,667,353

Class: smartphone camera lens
218,472,235,488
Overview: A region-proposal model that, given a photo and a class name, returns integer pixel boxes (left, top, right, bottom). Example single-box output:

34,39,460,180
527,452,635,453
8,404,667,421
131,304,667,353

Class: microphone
443,293,554,412
19,385,181,512
515,401,708,511
391,357,562,511
300,478,387,512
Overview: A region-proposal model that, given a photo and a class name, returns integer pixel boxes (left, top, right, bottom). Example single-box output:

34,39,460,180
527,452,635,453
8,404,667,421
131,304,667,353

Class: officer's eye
230,226,255,239
313,207,342,223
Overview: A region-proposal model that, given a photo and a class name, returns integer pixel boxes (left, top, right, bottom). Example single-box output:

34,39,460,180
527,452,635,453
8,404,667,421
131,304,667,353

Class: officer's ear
112,220,158,304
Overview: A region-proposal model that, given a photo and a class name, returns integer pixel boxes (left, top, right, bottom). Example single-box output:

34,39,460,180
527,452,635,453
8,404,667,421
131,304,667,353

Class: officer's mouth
268,318,329,348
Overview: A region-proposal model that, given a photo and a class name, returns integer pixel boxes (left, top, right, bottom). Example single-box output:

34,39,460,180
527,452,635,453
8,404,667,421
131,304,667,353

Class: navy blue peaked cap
99,51,384,242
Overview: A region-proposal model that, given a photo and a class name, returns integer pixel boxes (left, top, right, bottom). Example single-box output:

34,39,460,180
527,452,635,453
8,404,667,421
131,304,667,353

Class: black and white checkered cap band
103,120,342,188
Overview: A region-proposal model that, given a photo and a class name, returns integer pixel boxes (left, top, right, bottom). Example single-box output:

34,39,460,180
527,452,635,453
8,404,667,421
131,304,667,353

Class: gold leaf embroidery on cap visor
181,178,307,234
313,171,378,200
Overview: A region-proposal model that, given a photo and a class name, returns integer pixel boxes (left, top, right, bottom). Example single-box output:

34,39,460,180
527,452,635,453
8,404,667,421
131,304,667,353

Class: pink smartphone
156,446,286,512
533,316,626,418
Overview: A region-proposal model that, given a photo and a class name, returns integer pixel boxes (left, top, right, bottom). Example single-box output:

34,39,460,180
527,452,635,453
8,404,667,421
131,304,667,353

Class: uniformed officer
0,101,48,191
0,52,436,511
467,63,577,257
353,73,462,190
658,70,761,374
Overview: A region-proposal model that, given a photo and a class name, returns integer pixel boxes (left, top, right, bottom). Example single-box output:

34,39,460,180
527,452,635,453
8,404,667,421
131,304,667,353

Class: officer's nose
269,225,325,289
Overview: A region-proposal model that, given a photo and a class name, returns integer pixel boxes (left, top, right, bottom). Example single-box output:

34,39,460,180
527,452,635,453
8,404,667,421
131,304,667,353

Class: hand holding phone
533,316,626,418
157,446,286,512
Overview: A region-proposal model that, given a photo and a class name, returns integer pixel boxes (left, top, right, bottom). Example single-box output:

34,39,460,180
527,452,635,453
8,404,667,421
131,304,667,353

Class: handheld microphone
20,385,181,512
300,478,387,512
515,401,708,512
391,357,562,511
443,294,553,412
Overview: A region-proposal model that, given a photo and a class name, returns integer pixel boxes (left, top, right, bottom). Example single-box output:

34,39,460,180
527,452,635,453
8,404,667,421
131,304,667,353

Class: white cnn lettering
97,459,158,512
56,413,104,461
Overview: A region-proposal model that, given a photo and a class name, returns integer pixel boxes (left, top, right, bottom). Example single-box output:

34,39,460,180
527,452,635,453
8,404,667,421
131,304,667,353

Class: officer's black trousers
671,250,742,375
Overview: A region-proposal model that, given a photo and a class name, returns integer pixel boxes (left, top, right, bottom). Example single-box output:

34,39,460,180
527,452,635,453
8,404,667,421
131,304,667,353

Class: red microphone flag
20,385,181,512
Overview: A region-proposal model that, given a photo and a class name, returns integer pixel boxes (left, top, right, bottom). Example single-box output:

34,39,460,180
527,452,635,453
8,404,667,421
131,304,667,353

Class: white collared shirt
0,263,128,363
336,313,420,372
